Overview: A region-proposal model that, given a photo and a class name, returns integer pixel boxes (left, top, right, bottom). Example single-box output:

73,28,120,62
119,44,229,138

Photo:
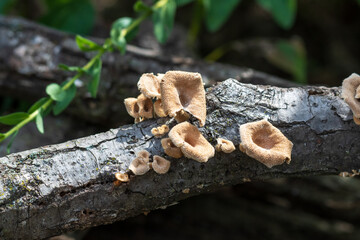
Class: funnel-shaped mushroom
129,150,151,175
154,99,167,117
161,138,183,158
161,71,206,126
215,138,236,153
239,119,293,168
137,73,161,99
124,97,140,119
342,73,360,124
168,122,215,162
151,124,169,138
152,155,171,174
115,172,129,182
136,94,154,119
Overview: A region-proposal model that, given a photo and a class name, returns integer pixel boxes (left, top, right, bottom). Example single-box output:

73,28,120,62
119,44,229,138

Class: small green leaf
86,58,102,98
256,0,297,29
53,84,77,115
0,133,5,141
0,112,30,125
46,83,66,101
134,0,151,12
175,0,193,7
58,64,83,72
110,17,138,52
36,110,44,134
152,0,177,43
203,0,241,32
75,35,102,52
28,97,49,114
6,130,18,154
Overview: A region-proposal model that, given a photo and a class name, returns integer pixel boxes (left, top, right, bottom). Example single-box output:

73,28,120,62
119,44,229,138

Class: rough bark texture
0,79,358,240
0,16,297,126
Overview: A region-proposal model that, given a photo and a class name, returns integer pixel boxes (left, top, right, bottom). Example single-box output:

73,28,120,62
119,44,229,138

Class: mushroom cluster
342,73,360,125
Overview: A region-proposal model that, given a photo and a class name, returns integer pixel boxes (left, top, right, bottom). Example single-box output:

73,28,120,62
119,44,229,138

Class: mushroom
161,138,183,158
342,73,360,124
239,119,293,168
215,138,236,153
115,172,129,182
136,94,154,119
129,150,151,175
151,124,169,138
168,122,215,163
154,99,167,117
152,155,171,174
124,97,140,119
160,71,206,126
137,73,161,99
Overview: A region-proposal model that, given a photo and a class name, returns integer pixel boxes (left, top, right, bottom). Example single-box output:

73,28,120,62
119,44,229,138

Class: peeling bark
0,79,358,240
0,16,297,126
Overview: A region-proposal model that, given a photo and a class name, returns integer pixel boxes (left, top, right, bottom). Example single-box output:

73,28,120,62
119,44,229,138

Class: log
0,79,358,240
0,16,297,126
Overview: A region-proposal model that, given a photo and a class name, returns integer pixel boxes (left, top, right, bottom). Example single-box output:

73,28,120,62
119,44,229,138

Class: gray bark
0,16,297,126
0,79,358,240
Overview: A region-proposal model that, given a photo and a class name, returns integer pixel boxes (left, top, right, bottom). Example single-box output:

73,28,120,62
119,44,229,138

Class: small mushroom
154,99,167,117
215,138,236,153
152,155,171,174
115,172,129,182
161,71,206,126
124,97,140,119
151,124,169,138
136,94,154,119
161,138,183,158
137,73,161,99
342,73,360,124
239,119,293,168
168,122,215,163
129,150,151,175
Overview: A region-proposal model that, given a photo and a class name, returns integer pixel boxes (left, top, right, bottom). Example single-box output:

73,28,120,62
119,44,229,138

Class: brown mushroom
154,99,167,117
124,97,140,119
161,138,183,158
136,94,154,119
215,138,236,153
356,85,360,99
342,73,360,124
152,155,171,174
239,119,293,168
168,122,215,162
137,73,161,99
151,124,169,138
160,71,206,126
129,150,151,175
115,172,129,182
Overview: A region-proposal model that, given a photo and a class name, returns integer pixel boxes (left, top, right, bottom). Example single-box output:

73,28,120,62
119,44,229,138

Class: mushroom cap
154,99,167,117
115,172,129,182
151,124,169,138
129,150,151,175
161,138,183,159
239,119,293,168
124,97,140,118
168,122,215,163
342,73,360,119
152,155,171,174
137,73,161,99
160,71,206,126
137,94,154,119
215,138,236,153
356,85,360,99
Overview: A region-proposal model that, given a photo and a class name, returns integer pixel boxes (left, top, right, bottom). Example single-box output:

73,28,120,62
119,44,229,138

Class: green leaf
53,84,77,115
0,112,30,125
0,133,5,141
110,17,138,52
75,35,102,52
203,0,241,32
6,130,18,154
152,0,177,43
46,83,66,101
256,0,297,29
175,0,193,7
36,110,44,134
28,97,48,114
58,64,83,72
134,1,151,12
40,0,95,35
86,58,102,98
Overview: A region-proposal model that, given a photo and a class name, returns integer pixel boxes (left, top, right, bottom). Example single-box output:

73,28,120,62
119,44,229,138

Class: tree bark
0,16,297,126
0,79,358,240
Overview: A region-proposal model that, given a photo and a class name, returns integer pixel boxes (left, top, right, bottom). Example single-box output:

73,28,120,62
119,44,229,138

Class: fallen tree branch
0,16,297,126
0,79,358,240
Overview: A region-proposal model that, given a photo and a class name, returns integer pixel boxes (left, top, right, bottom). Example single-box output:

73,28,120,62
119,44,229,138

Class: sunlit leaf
152,0,177,43
75,35,102,52
0,112,30,125
36,110,44,134
86,58,102,98
46,83,66,101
